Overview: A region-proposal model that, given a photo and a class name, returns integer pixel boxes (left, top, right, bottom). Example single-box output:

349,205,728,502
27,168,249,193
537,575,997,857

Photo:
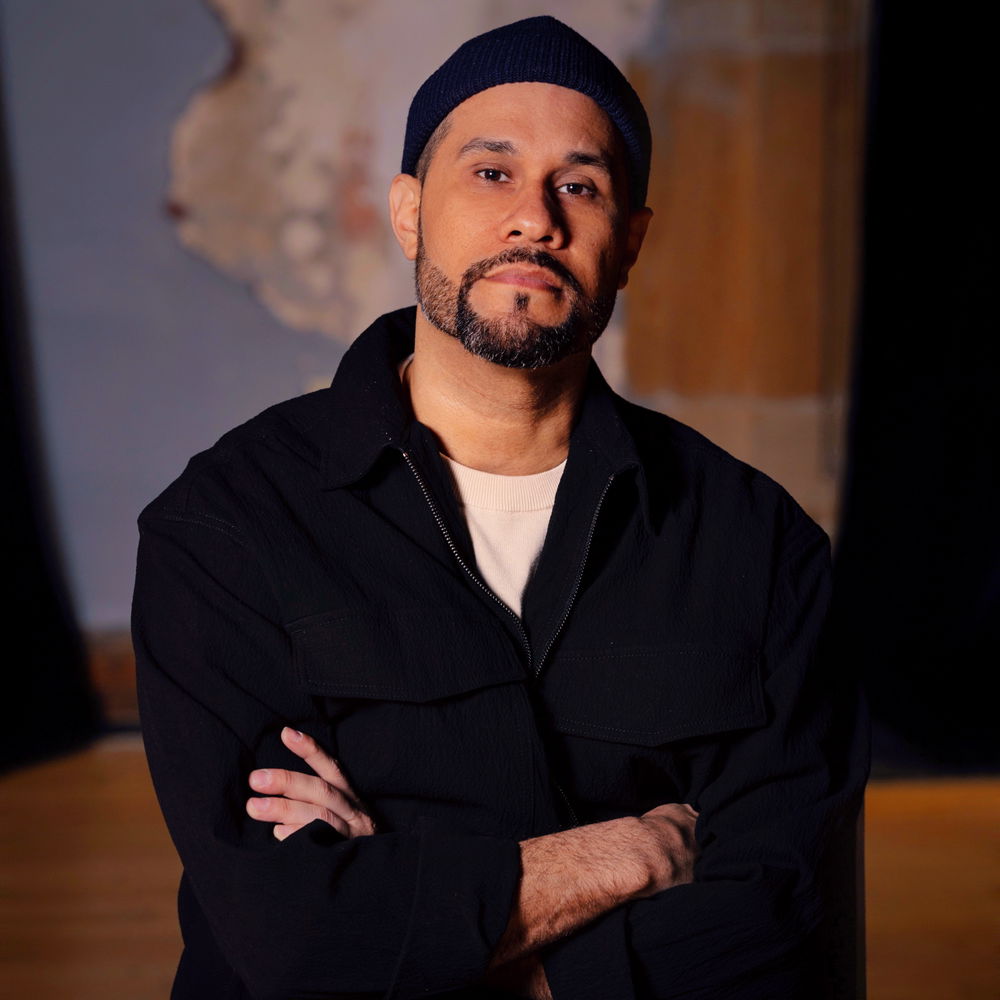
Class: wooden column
626,0,868,533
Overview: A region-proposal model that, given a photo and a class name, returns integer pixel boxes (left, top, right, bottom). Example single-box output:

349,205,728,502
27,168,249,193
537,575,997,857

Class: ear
389,173,422,261
617,207,652,289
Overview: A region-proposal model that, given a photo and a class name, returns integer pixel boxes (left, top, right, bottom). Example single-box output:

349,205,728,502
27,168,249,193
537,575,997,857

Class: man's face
394,82,649,369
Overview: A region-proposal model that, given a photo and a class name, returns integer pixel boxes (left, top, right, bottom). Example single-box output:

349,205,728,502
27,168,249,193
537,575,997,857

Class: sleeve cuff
387,816,522,999
542,906,636,1000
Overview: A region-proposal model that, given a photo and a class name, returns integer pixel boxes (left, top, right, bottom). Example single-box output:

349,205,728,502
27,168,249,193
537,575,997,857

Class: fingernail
283,727,304,741
248,797,269,812
249,769,271,789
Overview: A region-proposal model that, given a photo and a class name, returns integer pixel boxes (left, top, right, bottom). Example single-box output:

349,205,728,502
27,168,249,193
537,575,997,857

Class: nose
501,186,566,249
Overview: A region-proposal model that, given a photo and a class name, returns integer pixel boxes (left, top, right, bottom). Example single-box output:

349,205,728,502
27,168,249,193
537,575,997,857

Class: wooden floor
1,736,997,999
864,778,999,1000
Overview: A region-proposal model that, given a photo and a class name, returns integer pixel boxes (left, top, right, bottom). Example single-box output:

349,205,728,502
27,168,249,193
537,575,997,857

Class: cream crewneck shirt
441,454,565,619
398,355,564,617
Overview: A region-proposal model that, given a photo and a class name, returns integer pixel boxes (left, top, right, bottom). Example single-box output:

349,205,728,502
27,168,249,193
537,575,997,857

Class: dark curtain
833,1,998,771
0,53,101,771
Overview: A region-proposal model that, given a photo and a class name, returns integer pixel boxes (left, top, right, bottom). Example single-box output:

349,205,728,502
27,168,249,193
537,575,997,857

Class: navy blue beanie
401,16,651,208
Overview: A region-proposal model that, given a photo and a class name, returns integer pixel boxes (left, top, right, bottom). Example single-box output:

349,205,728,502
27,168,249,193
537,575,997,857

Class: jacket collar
320,307,415,489
320,306,650,525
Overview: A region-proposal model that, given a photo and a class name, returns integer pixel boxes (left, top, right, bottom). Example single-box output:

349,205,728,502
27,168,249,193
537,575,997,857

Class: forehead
442,82,624,163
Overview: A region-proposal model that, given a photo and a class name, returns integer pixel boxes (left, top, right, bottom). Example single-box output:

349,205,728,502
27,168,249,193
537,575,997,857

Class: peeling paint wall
3,0,865,629
2,1,657,629
168,0,660,385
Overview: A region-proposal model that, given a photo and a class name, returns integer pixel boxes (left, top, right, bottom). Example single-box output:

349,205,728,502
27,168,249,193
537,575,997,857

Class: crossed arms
135,498,867,999
246,726,700,998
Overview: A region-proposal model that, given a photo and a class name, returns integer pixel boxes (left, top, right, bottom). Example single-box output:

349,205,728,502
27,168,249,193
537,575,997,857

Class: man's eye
557,182,594,197
476,168,509,182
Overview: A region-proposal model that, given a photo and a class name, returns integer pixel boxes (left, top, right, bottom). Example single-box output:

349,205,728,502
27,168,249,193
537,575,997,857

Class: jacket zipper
402,450,613,831
401,451,532,665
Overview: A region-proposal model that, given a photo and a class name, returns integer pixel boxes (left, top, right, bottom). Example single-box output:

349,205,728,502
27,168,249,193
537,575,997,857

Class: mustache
459,247,584,298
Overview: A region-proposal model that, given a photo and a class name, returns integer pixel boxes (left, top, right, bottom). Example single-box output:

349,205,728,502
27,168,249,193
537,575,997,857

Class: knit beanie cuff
401,16,651,208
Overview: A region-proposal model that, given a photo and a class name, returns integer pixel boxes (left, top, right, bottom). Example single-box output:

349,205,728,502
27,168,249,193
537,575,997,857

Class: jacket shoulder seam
142,507,249,548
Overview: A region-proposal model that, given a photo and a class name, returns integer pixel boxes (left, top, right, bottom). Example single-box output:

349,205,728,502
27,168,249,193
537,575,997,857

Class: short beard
415,234,618,369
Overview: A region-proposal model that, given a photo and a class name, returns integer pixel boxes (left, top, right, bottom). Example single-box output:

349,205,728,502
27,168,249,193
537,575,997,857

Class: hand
635,802,699,896
246,726,377,841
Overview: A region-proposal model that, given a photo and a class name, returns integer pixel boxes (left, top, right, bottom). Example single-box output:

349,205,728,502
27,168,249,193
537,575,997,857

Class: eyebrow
455,138,614,176
565,150,613,175
457,138,518,158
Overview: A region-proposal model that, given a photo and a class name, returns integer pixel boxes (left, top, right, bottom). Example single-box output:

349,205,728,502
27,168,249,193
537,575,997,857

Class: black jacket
133,307,868,1000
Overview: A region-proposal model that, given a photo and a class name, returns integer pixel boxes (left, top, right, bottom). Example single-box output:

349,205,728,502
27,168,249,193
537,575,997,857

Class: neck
405,311,590,475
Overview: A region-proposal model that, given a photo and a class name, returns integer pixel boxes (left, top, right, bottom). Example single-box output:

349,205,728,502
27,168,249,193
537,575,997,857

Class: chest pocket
286,607,533,834
542,645,766,746
288,607,525,701
538,645,766,816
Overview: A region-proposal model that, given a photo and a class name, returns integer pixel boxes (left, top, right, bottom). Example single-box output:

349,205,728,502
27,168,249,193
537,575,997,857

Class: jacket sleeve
133,509,522,1000
540,513,870,999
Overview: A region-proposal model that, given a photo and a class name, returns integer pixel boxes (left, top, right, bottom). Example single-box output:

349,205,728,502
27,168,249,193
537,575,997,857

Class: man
134,16,868,1000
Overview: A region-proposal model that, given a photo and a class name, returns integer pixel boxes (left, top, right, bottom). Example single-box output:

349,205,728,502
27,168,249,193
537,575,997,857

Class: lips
459,249,583,299
483,266,562,292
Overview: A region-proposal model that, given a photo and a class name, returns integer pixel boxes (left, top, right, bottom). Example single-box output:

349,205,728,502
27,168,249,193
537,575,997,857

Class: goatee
415,236,617,369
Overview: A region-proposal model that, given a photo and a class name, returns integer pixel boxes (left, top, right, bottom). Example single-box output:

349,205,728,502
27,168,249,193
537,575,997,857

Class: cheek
422,231,483,286
420,196,494,265
572,239,620,295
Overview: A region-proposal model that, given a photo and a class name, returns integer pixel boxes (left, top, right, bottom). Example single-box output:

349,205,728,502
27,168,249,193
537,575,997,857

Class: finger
281,727,356,797
270,812,374,841
249,766,335,803
266,729,378,838
272,816,350,841
248,767,374,837
645,802,698,822
274,819,351,841
246,794,350,838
